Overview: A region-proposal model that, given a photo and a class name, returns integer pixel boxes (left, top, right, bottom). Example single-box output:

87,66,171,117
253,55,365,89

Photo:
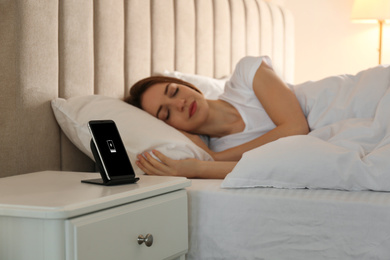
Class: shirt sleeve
218,56,272,108
228,56,272,92
235,56,263,89
220,56,270,100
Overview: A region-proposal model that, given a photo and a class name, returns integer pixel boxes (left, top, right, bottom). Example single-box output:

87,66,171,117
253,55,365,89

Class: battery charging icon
106,140,116,153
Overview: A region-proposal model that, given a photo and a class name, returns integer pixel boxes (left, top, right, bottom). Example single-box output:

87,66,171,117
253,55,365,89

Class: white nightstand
0,171,191,260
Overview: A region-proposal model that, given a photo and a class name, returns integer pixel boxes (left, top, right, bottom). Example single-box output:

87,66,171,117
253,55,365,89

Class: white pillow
162,70,227,100
51,95,213,175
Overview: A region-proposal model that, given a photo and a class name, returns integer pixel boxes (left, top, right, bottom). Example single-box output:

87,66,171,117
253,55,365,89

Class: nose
172,98,185,112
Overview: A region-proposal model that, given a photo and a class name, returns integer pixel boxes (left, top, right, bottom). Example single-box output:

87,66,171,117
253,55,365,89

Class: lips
189,101,197,118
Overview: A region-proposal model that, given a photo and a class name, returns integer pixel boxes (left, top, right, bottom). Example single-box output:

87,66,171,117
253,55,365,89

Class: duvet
222,65,390,191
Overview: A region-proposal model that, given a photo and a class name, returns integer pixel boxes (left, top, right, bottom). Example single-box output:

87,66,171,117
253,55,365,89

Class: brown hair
125,76,201,109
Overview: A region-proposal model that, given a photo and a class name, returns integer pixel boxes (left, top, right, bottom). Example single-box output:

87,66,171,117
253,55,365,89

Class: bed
2,0,390,259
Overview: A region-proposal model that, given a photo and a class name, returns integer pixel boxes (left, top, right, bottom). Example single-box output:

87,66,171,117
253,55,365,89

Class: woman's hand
136,150,200,178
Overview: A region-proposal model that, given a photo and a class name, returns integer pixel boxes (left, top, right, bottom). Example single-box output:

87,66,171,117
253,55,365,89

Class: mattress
186,179,390,260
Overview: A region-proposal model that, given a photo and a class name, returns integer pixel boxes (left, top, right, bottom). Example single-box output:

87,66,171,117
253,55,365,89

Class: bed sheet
186,179,390,260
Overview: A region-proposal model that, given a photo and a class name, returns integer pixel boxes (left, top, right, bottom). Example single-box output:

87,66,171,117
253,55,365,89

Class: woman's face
141,82,209,132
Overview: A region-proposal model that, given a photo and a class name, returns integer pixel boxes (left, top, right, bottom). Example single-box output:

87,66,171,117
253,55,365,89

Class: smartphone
83,120,139,185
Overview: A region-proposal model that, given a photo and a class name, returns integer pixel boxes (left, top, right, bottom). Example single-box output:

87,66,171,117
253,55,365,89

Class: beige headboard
0,0,294,178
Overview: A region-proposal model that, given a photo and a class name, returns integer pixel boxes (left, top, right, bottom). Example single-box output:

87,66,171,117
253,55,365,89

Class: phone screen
88,120,135,180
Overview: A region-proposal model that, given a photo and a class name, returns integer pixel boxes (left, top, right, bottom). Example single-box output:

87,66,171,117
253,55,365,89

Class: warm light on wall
351,0,390,64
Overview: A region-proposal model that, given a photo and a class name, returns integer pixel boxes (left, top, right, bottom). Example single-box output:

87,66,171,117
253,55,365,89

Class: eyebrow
156,83,171,118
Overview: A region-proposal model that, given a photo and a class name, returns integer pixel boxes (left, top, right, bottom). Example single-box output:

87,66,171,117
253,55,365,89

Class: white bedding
187,179,390,260
222,65,390,191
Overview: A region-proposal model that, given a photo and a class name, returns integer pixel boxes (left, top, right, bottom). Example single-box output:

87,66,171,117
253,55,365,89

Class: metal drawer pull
137,234,153,247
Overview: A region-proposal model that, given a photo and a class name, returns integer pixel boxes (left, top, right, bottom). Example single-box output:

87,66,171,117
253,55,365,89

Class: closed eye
171,86,179,97
159,84,179,121
157,84,177,119
166,110,170,121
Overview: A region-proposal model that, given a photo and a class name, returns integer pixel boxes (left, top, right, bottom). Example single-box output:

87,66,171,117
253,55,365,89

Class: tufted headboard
0,0,294,178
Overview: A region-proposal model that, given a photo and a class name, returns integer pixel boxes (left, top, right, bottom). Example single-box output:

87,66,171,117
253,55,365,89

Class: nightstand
0,171,191,260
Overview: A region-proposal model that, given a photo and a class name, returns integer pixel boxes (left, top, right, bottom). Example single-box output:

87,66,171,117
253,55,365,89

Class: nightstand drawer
66,189,188,260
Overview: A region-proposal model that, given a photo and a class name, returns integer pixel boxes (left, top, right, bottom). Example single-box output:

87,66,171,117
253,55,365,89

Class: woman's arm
213,61,309,161
136,150,236,179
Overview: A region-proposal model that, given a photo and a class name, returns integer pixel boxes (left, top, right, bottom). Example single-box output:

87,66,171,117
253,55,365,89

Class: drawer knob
137,234,153,247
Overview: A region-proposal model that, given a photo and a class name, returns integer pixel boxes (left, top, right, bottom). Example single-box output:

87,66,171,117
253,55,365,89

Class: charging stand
81,140,139,186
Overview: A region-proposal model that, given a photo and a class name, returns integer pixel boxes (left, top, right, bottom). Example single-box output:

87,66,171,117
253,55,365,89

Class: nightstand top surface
0,171,191,219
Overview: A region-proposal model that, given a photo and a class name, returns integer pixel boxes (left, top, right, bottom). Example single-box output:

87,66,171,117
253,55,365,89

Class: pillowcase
162,70,227,100
51,95,213,175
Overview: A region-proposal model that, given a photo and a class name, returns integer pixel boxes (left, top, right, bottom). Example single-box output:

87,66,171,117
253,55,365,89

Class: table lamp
351,0,390,64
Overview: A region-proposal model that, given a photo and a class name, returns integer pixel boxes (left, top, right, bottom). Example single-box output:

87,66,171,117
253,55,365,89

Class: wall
276,0,390,84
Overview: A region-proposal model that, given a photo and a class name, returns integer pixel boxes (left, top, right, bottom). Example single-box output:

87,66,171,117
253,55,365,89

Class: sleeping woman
125,56,309,179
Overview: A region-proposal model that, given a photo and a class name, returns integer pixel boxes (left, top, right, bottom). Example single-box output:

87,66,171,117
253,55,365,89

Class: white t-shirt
209,56,277,152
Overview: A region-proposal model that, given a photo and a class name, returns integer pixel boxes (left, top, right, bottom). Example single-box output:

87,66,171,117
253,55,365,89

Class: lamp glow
351,0,390,64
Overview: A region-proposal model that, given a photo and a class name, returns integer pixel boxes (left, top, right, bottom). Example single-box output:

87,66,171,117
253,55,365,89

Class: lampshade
351,0,390,22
